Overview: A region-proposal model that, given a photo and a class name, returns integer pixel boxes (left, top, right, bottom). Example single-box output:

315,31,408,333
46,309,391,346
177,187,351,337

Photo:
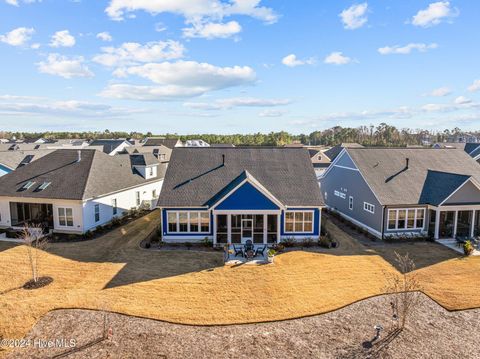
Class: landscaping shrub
272,243,285,252
267,249,277,257
281,237,296,248
111,217,122,227
185,242,193,250
83,230,94,240
302,237,315,248
463,241,474,256
318,236,332,248
201,236,212,247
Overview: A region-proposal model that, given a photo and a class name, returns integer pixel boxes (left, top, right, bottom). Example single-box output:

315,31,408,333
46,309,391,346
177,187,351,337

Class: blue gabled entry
215,182,280,210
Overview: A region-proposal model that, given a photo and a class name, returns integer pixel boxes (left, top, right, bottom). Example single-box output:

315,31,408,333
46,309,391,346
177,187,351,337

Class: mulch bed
7,293,480,359
23,276,53,290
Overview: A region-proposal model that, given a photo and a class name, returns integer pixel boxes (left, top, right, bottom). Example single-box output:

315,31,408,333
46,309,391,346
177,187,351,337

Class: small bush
185,242,193,250
272,243,285,252
83,230,94,240
302,237,315,248
281,237,296,248
111,217,122,227
267,249,277,257
201,236,212,247
318,236,332,248
464,240,474,256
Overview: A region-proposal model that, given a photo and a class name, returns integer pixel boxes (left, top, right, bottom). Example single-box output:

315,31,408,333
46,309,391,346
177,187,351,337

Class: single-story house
321,147,480,240
0,150,165,234
157,148,324,245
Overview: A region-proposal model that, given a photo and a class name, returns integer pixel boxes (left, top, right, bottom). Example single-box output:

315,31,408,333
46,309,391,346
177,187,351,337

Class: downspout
381,205,386,240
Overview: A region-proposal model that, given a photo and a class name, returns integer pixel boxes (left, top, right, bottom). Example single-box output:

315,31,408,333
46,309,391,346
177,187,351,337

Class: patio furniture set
232,240,267,260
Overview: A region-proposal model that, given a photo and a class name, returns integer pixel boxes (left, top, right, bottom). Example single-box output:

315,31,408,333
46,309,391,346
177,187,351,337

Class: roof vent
222,154,225,166
77,150,82,162
405,157,410,169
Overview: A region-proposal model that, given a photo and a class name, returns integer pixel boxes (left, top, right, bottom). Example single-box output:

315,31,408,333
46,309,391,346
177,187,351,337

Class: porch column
227,214,232,244
263,214,267,244
276,212,281,243
213,213,217,246
453,210,458,238
434,210,440,240
471,210,477,238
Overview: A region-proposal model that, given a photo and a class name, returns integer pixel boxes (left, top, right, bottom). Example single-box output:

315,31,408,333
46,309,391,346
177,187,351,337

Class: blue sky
0,0,479,134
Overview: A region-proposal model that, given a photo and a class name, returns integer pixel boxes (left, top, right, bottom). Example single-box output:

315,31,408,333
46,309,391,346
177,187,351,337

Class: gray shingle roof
143,138,181,149
324,143,363,162
130,153,159,166
88,139,128,154
0,150,54,170
346,148,480,205
0,149,165,200
158,147,324,208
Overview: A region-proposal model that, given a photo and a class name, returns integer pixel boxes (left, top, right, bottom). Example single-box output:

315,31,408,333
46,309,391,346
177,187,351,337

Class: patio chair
455,236,466,247
244,240,254,251
233,244,244,257
255,245,267,257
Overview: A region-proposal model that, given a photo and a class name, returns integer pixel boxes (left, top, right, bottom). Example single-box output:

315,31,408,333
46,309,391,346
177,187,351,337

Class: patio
436,238,480,256
224,241,270,265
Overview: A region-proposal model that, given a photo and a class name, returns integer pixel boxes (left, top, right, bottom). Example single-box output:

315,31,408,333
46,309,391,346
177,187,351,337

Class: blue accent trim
215,182,279,210
161,208,213,236
0,164,11,177
280,208,320,236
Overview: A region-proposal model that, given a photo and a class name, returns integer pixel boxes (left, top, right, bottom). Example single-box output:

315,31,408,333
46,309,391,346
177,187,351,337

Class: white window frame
135,191,141,206
152,189,157,198
284,210,315,234
349,196,354,210
58,207,74,227
363,202,375,214
149,167,154,176
334,190,346,199
166,211,210,234
387,208,426,231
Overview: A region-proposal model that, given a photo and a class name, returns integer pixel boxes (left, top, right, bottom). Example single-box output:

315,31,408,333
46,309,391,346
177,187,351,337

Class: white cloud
411,1,458,27
468,79,480,92
258,109,287,117
0,95,145,119
93,40,185,67
282,54,315,67
155,22,167,32
96,32,113,42
101,60,256,101
50,30,76,48
378,43,438,55
37,54,94,79
184,97,291,110
5,0,41,6
183,21,241,39
105,0,278,24
339,3,368,30
454,96,472,105
426,86,451,97
0,27,35,46
324,52,353,65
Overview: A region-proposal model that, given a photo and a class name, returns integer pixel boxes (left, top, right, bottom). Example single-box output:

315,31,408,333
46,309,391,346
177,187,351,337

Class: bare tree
22,224,48,284
384,252,422,330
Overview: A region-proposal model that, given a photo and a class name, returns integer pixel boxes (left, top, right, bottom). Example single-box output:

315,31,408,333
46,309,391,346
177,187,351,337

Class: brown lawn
0,210,479,345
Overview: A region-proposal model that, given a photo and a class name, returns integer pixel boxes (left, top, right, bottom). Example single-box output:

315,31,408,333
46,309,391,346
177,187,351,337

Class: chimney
405,157,409,169
222,154,225,166
77,150,82,162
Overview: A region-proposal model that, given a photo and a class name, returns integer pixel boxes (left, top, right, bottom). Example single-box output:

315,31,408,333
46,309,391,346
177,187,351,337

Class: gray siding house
321,148,480,240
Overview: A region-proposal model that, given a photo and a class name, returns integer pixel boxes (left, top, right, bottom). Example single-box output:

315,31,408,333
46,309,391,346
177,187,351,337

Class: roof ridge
81,150,101,200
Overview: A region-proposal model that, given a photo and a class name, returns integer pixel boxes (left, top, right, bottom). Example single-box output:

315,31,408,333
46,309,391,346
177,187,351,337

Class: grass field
0,210,479,344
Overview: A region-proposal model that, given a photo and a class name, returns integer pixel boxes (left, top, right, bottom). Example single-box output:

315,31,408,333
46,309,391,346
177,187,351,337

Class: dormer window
21,181,36,190
37,182,51,191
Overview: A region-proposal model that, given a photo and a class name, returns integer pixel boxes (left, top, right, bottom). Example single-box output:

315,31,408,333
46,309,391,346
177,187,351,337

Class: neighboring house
185,139,210,147
323,143,364,163
308,148,332,178
432,142,480,164
0,150,54,177
210,143,235,148
321,148,480,240
88,139,131,155
125,144,172,163
447,134,480,144
143,137,183,149
0,150,165,234
157,148,324,245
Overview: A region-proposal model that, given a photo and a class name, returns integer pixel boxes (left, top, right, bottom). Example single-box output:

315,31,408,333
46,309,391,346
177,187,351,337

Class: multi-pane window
167,211,210,233
387,208,425,230
363,202,375,214
285,211,313,233
349,196,354,210
112,198,118,215
94,204,100,222
58,208,73,227
152,189,157,198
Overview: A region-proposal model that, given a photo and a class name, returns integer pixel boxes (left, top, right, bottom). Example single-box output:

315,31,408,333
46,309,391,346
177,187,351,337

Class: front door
241,219,253,243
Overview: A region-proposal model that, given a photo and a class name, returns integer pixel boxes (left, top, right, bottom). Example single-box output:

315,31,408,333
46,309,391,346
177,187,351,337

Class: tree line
1,124,478,147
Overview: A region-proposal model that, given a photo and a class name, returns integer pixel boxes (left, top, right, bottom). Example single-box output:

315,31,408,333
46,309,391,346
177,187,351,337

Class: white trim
333,164,359,171
363,202,375,214
283,210,315,234
57,207,74,228
438,178,480,206
165,210,210,234
213,209,281,215
348,196,354,210
210,174,285,210
386,208,425,231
